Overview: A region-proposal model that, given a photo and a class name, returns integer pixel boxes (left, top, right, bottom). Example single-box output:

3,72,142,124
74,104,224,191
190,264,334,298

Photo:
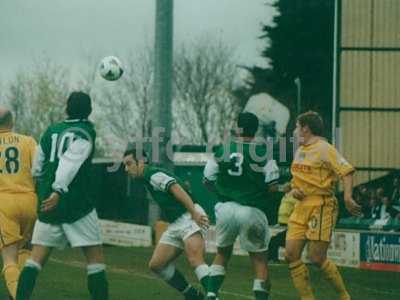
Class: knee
186,250,204,268
284,249,298,263
309,253,326,267
148,259,162,273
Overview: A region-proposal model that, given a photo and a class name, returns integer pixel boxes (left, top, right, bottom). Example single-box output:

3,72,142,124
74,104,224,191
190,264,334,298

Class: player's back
0,131,36,195
214,140,272,207
36,119,96,224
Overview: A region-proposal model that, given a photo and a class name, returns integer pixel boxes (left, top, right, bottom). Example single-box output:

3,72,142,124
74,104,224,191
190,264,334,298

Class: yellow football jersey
0,131,37,194
291,139,354,198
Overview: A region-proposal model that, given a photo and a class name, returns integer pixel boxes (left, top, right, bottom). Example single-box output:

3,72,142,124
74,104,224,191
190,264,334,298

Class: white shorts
159,204,207,249
31,210,102,250
215,202,270,253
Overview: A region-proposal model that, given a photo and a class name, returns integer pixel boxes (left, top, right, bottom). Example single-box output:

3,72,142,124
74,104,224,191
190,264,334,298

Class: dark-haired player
285,111,361,300
16,92,108,300
203,112,279,300
123,148,209,300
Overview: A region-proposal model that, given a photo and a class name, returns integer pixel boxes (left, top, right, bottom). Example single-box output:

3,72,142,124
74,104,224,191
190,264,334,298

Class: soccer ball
99,56,124,81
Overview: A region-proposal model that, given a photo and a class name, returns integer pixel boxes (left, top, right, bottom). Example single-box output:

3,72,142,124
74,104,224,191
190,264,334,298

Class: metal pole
332,0,339,147
154,0,173,168
294,77,301,116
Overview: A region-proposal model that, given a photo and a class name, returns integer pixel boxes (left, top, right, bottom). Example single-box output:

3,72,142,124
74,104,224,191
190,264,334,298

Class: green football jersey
36,119,96,224
209,141,279,208
143,165,190,223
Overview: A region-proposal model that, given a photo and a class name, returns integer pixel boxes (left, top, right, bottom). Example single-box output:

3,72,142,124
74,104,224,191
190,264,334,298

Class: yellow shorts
0,193,37,250
286,196,338,242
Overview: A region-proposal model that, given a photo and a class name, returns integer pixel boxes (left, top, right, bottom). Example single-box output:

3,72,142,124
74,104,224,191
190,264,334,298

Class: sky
0,0,277,83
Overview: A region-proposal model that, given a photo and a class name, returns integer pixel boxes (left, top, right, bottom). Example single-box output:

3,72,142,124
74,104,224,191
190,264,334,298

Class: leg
207,245,233,299
150,242,202,299
16,245,52,300
309,241,350,300
285,239,314,300
82,245,108,300
2,243,20,299
249,251,270,300
238,207,271,300
184,232,209,291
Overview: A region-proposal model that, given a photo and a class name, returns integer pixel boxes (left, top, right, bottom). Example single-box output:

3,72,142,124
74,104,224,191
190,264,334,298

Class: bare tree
173,38,242,145
6,60,70,140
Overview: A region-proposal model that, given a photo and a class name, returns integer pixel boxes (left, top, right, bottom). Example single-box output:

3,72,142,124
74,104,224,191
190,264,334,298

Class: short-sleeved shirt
143,166,190,223
0,131,37,195
291,139,354,199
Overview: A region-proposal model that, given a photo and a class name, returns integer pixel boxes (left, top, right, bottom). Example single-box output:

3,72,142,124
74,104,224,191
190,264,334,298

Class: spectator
369,190,381,220
391,176,400,206
355,186,371,218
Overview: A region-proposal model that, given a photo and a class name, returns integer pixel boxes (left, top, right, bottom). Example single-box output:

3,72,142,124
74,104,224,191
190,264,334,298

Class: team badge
309,216,318,229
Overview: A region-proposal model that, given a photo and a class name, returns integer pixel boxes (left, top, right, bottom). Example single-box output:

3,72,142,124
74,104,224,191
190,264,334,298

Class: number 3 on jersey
49,132,75,162
228,153,244,176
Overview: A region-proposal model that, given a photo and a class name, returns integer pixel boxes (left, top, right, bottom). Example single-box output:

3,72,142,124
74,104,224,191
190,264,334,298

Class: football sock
166,269,191,293
16,259,41,300
87,264,108,300
207,264,226,298
17,250,31,271
289,260,315,300
194,264,210,291
320,260,350,300
253,279,271,300
2,263,20,299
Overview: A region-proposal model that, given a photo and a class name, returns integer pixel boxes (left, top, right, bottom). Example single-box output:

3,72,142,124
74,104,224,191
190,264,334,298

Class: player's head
295,111,324,143
66,91,92,119
236,112,259,138
123,147,148,178
0,107,13,130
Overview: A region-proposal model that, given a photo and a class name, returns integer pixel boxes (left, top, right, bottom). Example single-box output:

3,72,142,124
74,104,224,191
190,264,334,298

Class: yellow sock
289,260,315,300
2,263,20,299
18,249,31,270
321,260,351,300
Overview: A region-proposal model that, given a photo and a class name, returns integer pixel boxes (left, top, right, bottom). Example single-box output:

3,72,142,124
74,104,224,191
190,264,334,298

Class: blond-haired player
285,111,361,300
0,107,37,299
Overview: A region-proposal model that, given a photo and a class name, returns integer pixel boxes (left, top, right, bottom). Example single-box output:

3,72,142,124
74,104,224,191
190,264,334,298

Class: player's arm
342,173,362,216
264,159,279,193
149,172,209,228
32,145,45,178
41,138,92,212
325,145,362,216
202,157,219,194
169,183,209,229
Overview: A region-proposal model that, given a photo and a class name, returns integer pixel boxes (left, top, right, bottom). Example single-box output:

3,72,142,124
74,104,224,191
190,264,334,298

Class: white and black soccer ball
99,56,124,81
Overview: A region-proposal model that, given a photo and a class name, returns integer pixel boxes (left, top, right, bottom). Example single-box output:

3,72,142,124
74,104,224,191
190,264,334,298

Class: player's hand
344,197,362,217
41,192,60,212
192,211,210,230
290,188,305,200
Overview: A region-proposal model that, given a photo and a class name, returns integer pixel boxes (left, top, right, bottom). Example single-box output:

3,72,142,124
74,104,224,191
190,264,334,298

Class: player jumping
203,112,280,300
0,107,37,300
16,92,108,300
123,148,210,300
285,111,361,300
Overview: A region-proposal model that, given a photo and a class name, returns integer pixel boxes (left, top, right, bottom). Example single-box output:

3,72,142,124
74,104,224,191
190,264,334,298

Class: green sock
253,279,270,300
195,264,210,291
87,269,108,300
207,264,226,297
16,262,40,300
254,290,269,300
166,269,190,293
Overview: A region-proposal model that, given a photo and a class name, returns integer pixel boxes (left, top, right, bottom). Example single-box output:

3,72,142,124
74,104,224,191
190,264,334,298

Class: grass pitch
1,246,399,299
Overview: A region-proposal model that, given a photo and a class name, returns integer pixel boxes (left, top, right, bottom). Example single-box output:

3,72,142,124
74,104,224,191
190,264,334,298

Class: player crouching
123,148,210,300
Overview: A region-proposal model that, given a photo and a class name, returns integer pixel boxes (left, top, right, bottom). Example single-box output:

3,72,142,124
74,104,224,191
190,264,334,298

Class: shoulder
144,166,177,191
